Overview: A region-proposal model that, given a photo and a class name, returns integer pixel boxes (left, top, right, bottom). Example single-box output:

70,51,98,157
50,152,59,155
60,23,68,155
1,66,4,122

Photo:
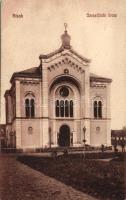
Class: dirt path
0,154,98,200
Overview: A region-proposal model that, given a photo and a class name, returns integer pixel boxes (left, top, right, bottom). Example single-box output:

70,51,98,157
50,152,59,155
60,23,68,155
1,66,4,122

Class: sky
1,0,126,129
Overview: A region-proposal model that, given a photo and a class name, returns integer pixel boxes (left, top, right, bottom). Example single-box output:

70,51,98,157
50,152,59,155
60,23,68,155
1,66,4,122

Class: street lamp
83,126,86,158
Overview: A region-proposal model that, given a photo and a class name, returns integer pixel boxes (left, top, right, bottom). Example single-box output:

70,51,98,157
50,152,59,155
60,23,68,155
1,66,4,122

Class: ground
17,152,126,200
0,153,97,200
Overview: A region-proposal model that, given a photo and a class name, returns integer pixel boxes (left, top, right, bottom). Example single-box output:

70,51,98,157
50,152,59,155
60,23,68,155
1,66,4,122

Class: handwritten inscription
12,13,23,18
86,13,117,17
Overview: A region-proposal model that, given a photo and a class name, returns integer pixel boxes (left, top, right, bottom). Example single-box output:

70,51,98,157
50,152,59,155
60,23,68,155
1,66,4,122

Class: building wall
14,79,42,148
4,53,111,150
90,84,108,118
44,54,91,147
90,82,111,146
0,125,6,148
90,120,107,146
20,119,42,148
20,79,41,118
6,124,13,147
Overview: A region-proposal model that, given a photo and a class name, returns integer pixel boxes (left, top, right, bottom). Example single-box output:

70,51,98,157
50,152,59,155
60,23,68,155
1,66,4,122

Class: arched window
93,100,102,118
70,100,73,117
31,99,35,117
60,100,64,117
25,99,30,118
65,100,69,117
94,101,97,118
25,98,35,118
55,100,59,117
98,101,102,118
55,100,74,118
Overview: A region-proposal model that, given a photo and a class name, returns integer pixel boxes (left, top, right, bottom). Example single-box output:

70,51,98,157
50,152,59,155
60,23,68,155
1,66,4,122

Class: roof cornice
39,47,91,64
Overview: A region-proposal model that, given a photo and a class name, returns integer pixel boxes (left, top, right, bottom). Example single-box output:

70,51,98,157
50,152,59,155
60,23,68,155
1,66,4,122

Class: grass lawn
18,153,126,200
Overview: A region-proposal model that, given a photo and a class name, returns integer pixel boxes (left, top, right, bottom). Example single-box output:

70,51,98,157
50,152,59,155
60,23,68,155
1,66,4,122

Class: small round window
60,87,69,97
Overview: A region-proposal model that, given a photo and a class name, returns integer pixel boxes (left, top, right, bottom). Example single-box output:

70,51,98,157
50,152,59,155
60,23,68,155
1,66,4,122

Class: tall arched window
60,100,64,117
55,86,74,118
25,99,30,118
55,100,74,118
98,101,102,118
93,99,102,119
31,99,35,117
55,100,59,117
25,97,35,118
70,100,73,117
94,101,97,118
65,100,69,117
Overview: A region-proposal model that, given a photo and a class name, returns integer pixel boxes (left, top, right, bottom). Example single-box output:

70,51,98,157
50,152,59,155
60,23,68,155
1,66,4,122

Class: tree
122,126,126,131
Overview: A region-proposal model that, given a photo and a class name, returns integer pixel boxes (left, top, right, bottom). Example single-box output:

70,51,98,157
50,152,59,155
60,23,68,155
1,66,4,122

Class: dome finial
61,23,71,49
64,23,67,31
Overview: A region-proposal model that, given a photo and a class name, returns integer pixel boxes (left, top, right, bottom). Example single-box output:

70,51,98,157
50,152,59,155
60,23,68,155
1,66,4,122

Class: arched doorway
58,125,70,147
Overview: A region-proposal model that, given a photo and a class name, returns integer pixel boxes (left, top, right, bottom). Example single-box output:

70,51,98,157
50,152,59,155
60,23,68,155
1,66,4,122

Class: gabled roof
69,48,91,63
10,66,111,84
39,47,91,63
39,48,64,60
39,28,90,63
10,66,42,83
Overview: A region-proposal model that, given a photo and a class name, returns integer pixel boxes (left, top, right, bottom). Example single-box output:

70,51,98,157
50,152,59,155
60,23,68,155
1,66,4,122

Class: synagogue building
4,26,112,151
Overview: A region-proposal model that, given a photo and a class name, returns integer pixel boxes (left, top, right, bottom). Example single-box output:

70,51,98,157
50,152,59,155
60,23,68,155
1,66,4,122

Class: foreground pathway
0,154,97,200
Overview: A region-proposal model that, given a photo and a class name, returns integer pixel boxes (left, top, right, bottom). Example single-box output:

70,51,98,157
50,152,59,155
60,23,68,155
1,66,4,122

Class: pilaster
41,64,49,147
73,120,77,145
7,95,12,123
15,120,21,148
106,83,111,145
80,67,90,145
16,80,21,117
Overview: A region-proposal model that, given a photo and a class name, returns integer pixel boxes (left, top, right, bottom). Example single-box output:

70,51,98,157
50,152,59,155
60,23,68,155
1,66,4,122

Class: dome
61,23,71,49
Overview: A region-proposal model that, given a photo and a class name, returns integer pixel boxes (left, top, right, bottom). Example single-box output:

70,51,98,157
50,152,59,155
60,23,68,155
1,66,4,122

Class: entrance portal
58,125,70,147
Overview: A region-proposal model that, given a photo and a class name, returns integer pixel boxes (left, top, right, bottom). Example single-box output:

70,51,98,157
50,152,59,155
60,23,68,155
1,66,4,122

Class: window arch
94,101,97,118
93,99,102,118
60,100,64,117
55,99,73,118
55,86,74,118
65,100,69,117
70,100,73,117
31,99,35,117
25,98,35,118
25,99,30,118
55,100,59,117
98,101,102,118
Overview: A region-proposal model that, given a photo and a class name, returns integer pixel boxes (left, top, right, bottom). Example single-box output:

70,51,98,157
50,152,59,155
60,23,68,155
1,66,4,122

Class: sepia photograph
0,0,126,199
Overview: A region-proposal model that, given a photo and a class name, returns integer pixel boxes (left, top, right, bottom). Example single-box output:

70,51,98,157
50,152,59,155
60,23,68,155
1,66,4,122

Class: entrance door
58,125,70,147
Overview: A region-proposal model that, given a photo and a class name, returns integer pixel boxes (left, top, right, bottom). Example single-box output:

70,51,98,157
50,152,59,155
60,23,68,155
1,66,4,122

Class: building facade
0,124,6,149
4,28,112,151
111,130,126,151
